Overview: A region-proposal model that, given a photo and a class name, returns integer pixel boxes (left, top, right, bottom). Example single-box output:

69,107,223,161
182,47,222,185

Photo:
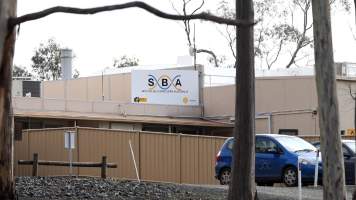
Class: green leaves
12,65,32,78
113,55,139,68
31,38,61,81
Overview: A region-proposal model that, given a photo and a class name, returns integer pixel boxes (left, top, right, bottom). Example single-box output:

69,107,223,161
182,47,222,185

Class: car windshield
344,141,356,154
274,136,316,152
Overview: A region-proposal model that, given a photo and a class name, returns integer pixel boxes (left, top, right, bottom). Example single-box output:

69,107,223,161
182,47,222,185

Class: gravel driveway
15,176,356,200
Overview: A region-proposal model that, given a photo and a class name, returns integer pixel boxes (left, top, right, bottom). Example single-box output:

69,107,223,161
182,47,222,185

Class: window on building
278,129,298,136
22,81,41,97
142,124,169,132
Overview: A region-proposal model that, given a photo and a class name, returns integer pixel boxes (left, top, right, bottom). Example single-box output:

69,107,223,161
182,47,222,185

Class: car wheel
283,167,298,187
219,168,231,185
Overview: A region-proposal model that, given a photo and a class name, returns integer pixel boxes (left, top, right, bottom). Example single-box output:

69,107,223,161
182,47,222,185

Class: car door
255,137,283,180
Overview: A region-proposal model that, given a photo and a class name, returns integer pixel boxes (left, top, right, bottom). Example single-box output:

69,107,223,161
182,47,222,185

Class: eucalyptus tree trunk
228,0,255,199
0,1,17,199
311,0,346,199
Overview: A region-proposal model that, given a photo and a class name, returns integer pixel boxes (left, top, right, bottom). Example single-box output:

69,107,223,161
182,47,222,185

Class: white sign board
131,70,199,106
64,131,75,149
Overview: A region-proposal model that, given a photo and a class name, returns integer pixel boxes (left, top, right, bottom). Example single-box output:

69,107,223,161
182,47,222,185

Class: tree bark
0,1,16,199
311,0,346,199
228,0,255,199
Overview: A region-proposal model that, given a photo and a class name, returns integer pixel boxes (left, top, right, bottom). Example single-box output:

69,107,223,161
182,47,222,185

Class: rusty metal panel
139,132,180,183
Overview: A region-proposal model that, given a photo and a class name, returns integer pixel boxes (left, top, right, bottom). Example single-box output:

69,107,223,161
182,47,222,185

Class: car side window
314,143,320,150
256,138,278,153
315,143,348,155
227,140,234,150
342,146,349,155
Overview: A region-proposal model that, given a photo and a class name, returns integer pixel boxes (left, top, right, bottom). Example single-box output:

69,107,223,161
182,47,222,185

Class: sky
14,0,356,77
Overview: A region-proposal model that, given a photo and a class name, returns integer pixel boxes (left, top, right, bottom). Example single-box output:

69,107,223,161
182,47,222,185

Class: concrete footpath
206,184,356,200
257,186,355,200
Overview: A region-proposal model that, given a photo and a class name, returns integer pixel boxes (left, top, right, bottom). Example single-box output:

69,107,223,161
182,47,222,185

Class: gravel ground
16,177,227,200
15,176,356,200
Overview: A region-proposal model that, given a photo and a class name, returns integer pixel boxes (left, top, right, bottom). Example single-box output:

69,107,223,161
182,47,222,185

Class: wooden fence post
32,153,38,177
101,156,107,179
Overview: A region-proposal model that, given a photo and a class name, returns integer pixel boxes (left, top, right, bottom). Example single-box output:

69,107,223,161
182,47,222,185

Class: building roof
14,110,233,128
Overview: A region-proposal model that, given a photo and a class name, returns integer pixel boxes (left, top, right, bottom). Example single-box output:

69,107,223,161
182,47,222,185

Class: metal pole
298,157,302,200
193,24,196,71
267,114,272,134
102,71,104,101
129,140,140,182
69,133,72,176
314,150,319,187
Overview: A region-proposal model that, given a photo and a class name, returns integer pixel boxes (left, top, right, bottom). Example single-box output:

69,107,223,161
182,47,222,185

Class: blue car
215,134,322,186
313,140,356,185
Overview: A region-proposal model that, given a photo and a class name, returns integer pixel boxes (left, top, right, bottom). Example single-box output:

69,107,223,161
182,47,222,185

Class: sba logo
148,74,182,90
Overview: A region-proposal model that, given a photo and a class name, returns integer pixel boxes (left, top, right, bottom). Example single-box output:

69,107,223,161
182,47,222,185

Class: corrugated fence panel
15,127,228,185
77,128,139,179
14,131,30,176
28,128,78,176
140,132,180,183
181,135,225,185
181,135,199,184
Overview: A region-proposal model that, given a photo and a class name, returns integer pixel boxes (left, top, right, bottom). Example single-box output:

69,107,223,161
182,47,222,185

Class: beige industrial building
12,63,356,138
205,75,356,135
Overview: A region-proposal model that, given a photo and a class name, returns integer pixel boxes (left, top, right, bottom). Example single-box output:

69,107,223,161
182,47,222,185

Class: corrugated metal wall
14,127,225,185
15,128,77,176
15,128,354,185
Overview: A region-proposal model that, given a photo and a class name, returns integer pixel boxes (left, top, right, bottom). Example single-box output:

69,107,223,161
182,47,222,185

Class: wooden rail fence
18,153,117,178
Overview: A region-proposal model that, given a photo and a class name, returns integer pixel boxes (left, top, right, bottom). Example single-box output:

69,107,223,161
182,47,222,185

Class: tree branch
8,1,254,28
196,49,219,67
169,0,181,15
267,39,284,69
182,0,192,46
191,0,205,15
349,84,356,100
285,0,312,68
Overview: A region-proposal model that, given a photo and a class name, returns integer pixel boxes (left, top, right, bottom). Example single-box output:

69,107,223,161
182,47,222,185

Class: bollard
314,150,319,187
298,157,302,200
